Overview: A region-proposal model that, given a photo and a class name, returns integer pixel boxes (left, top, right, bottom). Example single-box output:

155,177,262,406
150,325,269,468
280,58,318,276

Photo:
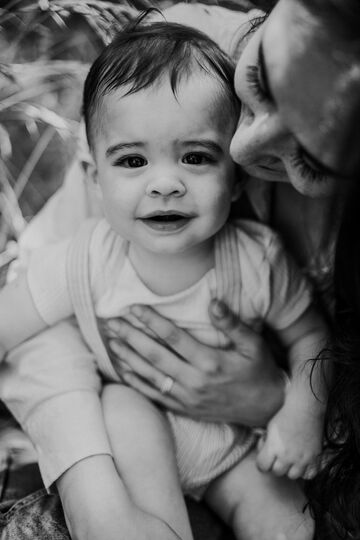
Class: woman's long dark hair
308,178,360,538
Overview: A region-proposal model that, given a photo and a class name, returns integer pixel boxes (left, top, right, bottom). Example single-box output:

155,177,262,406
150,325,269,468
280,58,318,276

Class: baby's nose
146,173,186,198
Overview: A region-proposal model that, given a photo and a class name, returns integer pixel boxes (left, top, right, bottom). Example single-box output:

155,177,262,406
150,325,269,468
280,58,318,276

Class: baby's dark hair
83,19,239,149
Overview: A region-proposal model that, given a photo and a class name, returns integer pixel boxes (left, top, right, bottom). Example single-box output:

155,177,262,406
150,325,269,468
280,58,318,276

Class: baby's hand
256,403,323,480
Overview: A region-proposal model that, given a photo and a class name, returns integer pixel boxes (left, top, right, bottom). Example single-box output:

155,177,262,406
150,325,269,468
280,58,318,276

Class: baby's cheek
207,196,233,231
216,187,234,212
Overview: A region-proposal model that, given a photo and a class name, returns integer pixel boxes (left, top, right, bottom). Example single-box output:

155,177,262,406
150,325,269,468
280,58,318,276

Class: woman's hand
101,300,285,427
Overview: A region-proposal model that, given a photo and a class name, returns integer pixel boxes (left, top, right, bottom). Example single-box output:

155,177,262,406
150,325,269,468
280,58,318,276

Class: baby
0,21,326,540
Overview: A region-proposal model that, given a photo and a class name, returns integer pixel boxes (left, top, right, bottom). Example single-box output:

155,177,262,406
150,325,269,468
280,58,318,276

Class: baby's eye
115,155,148,168
182,153,214,165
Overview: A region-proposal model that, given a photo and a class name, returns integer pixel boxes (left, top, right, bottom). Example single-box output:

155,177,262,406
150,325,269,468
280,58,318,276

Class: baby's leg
102,384,193,540
204,449,314,540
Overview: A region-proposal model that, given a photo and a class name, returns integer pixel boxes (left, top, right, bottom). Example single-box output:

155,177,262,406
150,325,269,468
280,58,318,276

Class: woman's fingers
108,339,162,386
126,305,221,373
100,305,284,425
107,336,205,411
120,370,188,413
103,316,204,386
209,299,261,360
109,338,188,399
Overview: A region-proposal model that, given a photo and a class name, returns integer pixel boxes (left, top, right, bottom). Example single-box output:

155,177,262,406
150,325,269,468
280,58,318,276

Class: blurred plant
0,0,150,253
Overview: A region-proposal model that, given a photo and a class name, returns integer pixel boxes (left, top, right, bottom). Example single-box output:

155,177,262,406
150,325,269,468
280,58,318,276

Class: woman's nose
230,106,288,166
145,172,186,198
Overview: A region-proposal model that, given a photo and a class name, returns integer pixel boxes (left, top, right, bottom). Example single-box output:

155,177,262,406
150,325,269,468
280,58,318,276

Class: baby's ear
83,158,102,196
82,158,102,201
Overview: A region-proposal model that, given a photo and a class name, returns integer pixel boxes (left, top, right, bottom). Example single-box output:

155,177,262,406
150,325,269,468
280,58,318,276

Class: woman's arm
0,272,47,357
102,299,285,427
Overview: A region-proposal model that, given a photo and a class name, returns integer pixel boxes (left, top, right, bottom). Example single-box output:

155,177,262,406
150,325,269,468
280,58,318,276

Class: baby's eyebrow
182,140,223,153
106,142,144,157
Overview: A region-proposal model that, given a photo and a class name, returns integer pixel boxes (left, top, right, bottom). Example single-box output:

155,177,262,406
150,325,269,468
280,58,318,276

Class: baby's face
91,74,238,258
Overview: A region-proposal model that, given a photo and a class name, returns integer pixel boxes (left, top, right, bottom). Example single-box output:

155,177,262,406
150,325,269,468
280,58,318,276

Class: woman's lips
243,160,287,180
258,164,283,171
256,157,284,172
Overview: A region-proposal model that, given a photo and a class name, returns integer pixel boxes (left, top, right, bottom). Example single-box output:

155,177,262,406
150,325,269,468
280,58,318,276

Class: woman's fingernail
211,299,227,318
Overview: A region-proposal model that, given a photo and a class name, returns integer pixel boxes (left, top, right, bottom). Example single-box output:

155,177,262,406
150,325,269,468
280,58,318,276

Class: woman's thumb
209,299,254,343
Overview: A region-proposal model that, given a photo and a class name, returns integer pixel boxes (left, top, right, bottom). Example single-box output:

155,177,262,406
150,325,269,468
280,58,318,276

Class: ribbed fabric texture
66,221,255,498
66,219,120,382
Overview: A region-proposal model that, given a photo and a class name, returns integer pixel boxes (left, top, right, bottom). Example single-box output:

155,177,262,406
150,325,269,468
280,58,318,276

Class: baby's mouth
144,214,184,222
140,211,193,231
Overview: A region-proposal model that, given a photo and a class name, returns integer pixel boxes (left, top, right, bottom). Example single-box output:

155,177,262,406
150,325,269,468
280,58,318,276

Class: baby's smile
139,211,195,232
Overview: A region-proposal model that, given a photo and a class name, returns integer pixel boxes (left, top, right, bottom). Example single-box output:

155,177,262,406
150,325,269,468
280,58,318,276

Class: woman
311,172,360,536
100,1,360,536
2,1,360,539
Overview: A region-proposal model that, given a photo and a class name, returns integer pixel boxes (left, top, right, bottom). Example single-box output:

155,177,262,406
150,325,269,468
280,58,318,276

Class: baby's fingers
302,458,321,480
271,457,292,477
287,463,308,480
256,438,276,473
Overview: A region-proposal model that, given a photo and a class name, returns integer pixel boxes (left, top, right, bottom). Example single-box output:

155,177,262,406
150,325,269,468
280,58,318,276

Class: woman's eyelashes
245,65,330,184
245,65,270,103
289,148,329,184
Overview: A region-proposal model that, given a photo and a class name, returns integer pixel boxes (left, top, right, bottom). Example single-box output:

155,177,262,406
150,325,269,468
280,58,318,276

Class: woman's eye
290,149,329,184
115,156,147,168
182,153,213,165
245,65,269,103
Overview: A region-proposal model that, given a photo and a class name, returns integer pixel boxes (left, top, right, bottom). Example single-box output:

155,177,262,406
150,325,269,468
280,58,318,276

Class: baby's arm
0,272,47,358
257,306,328,479
101,385,193,540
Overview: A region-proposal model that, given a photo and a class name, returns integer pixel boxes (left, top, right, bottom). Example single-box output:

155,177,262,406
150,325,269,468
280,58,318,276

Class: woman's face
230,0,360,197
